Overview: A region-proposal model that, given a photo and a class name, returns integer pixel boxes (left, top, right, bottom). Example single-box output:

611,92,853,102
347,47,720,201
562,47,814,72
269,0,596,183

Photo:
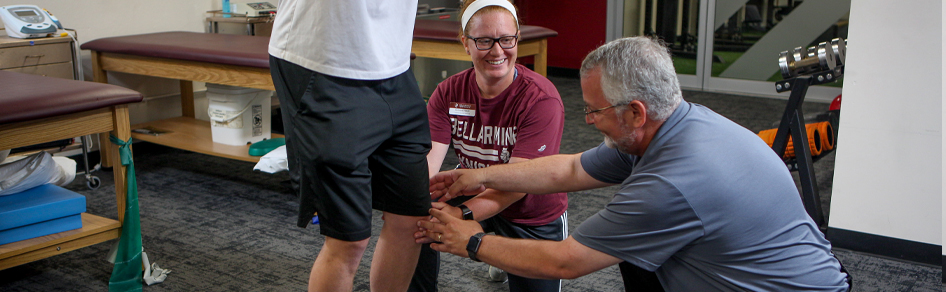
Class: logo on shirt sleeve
538,145,547,152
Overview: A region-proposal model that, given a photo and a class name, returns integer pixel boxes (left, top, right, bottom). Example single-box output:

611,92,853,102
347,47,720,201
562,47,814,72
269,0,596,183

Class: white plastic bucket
206,84,272,146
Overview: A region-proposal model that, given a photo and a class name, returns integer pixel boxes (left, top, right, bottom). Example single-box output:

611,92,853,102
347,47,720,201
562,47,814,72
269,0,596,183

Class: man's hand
429,169,488,202
414,202,463,244
416,208,484,257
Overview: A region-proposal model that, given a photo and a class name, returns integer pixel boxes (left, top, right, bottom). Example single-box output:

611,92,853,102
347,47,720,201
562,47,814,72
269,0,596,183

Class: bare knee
322,237,370,259
381,212,428,231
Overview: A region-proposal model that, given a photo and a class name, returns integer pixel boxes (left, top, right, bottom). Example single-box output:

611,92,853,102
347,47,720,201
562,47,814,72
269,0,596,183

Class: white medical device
232,2,277,17
0,5,61,38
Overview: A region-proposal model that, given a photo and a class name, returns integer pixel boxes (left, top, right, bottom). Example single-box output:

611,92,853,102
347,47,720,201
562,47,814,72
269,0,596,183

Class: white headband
460,0,519,32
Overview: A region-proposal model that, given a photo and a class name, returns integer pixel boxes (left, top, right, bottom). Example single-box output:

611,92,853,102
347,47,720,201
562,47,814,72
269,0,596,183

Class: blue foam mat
0,184,86,230
0,213,83,245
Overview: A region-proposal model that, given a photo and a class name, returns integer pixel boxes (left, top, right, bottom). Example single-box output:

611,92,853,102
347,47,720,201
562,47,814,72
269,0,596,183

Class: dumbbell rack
771,65,844,232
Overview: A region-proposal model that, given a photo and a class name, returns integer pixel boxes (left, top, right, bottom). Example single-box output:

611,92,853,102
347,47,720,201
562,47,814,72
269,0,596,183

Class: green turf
673,50,843,88
673,57,698,75
709,51,747,77
671,51,747,77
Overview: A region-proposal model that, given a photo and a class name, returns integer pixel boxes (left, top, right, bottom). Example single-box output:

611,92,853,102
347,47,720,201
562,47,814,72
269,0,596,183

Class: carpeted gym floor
0,75,940,291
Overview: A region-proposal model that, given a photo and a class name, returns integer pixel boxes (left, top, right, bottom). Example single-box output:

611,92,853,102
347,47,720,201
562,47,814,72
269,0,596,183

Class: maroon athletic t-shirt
428,64,567,226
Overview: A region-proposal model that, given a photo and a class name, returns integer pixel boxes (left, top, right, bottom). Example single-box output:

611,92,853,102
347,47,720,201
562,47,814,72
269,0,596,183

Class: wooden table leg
535,39,548,77
180,80,195,118
109,105,131,223
91,51,114,169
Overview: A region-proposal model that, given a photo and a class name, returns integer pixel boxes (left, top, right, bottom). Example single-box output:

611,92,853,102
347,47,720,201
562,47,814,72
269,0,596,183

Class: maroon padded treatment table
81,32,277,164
80,23,556,164
0,70,142,270
413,19,557,76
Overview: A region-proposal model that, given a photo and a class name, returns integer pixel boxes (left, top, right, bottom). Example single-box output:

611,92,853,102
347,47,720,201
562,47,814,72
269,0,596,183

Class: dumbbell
778,37,846,79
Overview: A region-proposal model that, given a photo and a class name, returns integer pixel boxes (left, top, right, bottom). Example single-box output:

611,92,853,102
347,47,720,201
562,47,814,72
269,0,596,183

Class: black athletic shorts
270,56,432,241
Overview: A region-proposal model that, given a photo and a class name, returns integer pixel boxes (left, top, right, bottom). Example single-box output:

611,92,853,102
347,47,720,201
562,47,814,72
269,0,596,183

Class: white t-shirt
268,0,418,80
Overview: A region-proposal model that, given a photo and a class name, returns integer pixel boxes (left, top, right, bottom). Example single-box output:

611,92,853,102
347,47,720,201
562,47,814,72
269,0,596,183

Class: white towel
0,152,76,196
253,145,288,174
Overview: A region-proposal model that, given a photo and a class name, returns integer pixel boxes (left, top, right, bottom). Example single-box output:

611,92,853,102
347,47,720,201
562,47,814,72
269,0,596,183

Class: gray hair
579,37,682,121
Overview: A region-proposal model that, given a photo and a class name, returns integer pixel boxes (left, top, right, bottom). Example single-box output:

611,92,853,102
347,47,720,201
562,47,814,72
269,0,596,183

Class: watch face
466,235,479,252
466,232,485,262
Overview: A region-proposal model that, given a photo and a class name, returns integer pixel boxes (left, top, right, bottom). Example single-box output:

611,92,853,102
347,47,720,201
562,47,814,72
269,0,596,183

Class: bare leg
308,237,370,292
370,212,427,292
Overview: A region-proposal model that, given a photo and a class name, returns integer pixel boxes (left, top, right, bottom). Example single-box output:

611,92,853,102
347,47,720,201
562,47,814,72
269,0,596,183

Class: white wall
942,0,945,259
0,0,219,124
830,0,942,246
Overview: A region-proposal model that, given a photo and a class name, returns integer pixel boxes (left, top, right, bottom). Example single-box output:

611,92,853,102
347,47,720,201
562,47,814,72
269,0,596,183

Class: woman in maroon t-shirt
411,1,568,292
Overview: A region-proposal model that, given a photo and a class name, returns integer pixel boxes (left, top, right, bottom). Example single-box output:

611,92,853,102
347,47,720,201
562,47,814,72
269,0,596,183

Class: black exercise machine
771,38,846,232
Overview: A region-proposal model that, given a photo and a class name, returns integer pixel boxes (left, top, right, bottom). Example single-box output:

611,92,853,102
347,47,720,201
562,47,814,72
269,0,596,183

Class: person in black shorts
268,1,431,291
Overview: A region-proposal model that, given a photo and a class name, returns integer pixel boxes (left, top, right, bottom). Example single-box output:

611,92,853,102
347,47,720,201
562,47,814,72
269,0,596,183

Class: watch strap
458,204,474,220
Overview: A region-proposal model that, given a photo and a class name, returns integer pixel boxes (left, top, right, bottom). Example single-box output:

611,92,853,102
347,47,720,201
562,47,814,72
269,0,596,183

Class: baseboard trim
546,66,580,78
827,227,941,266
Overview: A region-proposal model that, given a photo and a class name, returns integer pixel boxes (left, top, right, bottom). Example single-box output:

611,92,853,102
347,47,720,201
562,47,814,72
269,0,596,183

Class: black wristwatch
458,204,474,220
466,232,486,262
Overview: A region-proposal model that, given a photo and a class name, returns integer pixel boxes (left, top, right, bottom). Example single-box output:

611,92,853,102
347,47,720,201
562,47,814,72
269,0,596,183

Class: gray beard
603,126,636,154
600,112,639,154
604,136,618,149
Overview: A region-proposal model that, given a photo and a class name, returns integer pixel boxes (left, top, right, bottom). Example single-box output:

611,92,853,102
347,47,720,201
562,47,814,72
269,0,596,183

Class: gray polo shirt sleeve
579,143,636,184
576,144,704,272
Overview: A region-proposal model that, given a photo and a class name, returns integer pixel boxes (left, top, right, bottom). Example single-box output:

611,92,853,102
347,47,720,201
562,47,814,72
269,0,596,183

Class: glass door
610,0,851,101
703,0,850,102
617,0,707,90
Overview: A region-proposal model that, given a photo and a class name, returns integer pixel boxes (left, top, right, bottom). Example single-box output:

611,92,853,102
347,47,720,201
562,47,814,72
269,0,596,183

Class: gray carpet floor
0,75,941,291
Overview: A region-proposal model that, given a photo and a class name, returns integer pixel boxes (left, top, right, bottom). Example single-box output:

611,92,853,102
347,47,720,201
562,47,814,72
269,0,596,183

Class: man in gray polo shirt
417,36,850,291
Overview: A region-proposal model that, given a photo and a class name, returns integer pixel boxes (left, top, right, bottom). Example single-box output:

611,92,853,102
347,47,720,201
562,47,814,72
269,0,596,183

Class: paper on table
253,145,288,174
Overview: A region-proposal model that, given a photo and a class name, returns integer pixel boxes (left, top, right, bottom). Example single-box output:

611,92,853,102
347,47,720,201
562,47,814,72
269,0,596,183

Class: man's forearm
477,235,570,279
479,153,606,194
463,189,526,221
474,236,621,280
